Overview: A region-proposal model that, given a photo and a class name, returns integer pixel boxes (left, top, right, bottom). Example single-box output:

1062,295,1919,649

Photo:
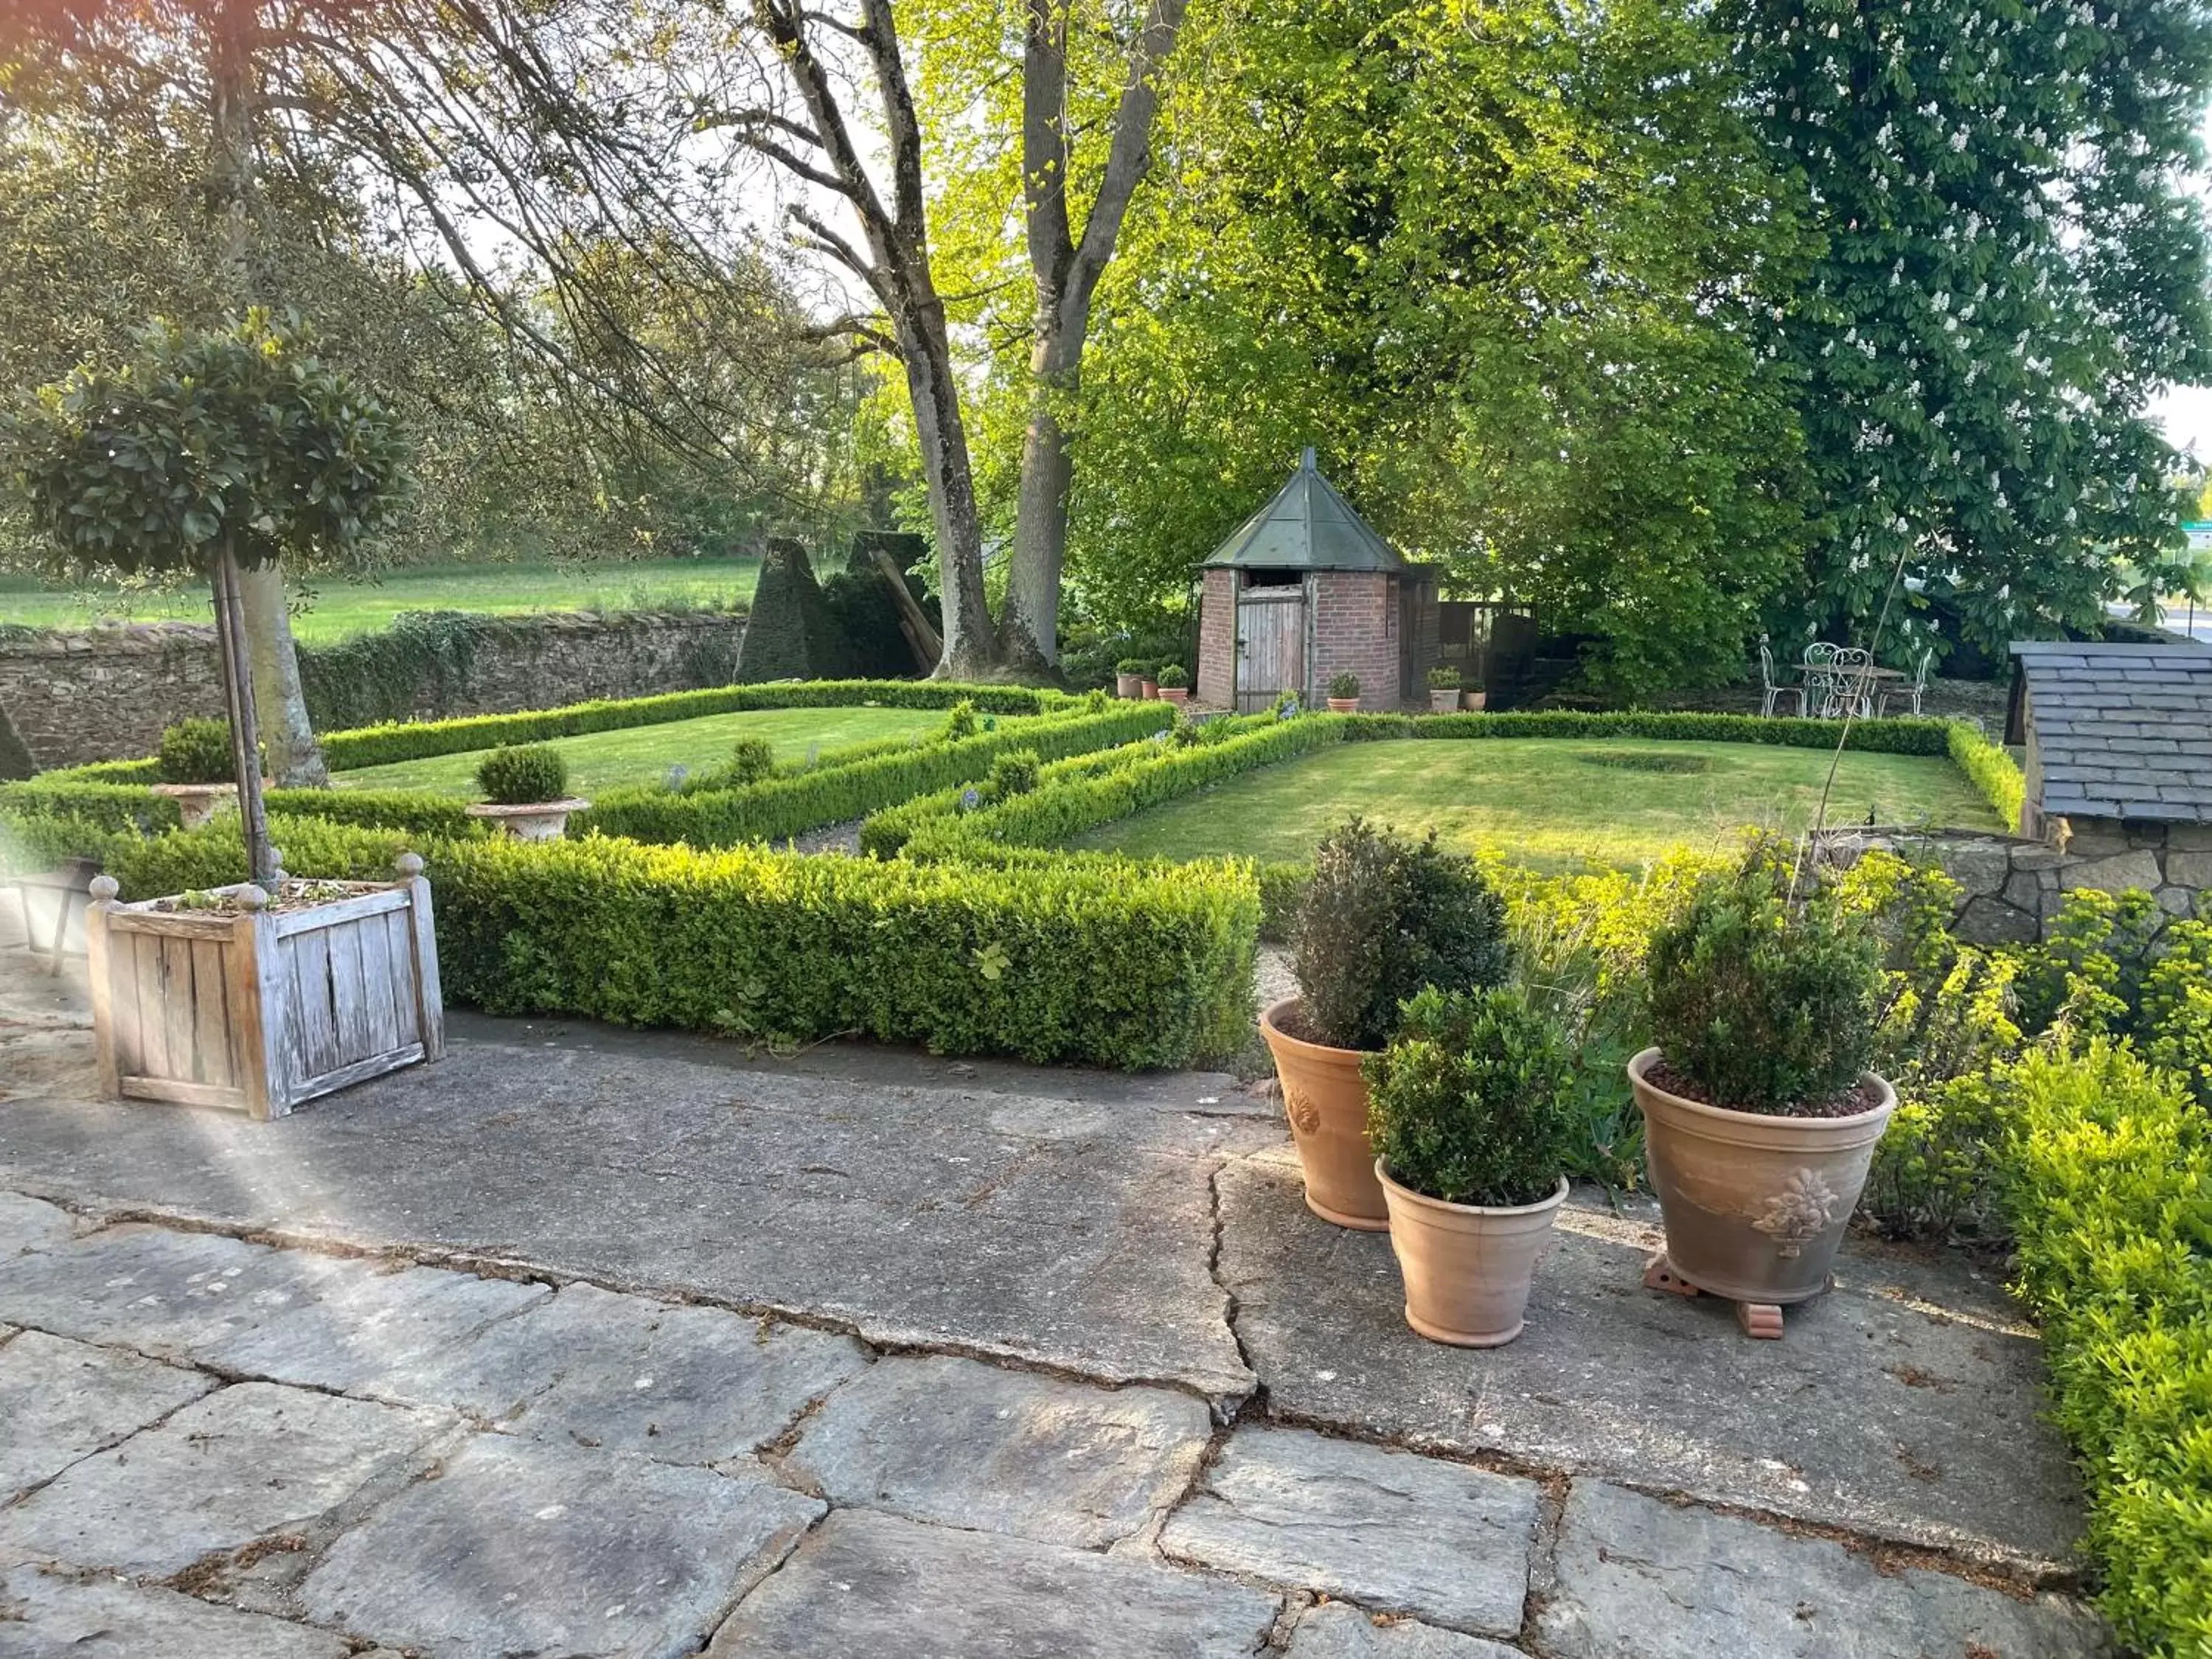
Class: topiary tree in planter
5,312,408,886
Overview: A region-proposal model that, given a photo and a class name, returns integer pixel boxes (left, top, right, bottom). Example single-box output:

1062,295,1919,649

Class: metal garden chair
1757,636,1802,717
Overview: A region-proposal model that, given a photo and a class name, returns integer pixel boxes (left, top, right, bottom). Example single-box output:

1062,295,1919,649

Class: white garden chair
1804,644,1875,720
1877,647,1933,717
1757,636,1802,717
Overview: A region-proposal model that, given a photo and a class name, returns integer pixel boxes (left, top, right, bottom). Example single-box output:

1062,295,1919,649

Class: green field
1069,739,2001,872
0,557,759,642
331,705,951,799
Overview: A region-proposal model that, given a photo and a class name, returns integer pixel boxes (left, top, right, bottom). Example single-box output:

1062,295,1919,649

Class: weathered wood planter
86,853,443,1120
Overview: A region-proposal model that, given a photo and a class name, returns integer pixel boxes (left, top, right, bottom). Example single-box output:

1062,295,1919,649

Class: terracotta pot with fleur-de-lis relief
1259,998,1389,1230
1627,1047,1895,1305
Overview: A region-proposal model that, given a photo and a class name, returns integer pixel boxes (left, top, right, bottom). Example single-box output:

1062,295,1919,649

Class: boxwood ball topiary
476,744,569,806
158,719,243,786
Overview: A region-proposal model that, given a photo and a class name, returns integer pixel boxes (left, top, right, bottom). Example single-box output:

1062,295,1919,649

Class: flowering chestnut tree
4,310,406,883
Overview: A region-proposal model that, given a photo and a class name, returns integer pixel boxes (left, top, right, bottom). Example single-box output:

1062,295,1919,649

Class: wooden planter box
86,856,442,1120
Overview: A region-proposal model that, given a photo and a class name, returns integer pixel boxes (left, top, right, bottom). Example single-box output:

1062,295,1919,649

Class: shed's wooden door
1236,590,1305,712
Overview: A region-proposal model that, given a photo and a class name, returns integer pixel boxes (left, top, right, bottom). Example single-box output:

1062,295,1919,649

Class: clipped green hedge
1948,722,2025,833
0,807,414,900
0,777,478,841
2000,1041,2212,1655
319,679,1071,771
1357,708,1958,755
428,832,1257,1068
0,779,181,834
882,716,1349,860
582,703,1173,848
40,757,161,785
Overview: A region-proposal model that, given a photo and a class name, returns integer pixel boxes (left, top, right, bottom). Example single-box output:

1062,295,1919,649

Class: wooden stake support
1642,1251,1786,1340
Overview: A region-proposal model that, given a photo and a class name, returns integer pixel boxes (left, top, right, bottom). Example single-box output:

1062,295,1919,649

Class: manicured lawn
1069,738,2003,872
333,706,951,798
0,557,757,642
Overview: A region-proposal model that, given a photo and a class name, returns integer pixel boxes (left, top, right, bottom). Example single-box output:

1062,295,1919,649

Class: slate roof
2008,640,2212,821
1203,449,1404,573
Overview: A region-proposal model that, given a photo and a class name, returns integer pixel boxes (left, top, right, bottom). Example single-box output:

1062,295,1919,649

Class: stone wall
1814,818,2212,944
0,610,748,772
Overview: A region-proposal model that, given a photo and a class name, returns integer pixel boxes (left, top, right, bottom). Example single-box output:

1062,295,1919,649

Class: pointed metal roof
1203,449,1403,572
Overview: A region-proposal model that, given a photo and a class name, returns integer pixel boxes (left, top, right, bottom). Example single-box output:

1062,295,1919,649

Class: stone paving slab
0,1328,215,1501
1217,1160,2084,1572
0,1225,338,1363
365,1280,866,1458
0,1029,1257,1402
0,1192,72,1256
0,1382,450,1578
1158,1425,1537,1638
1534,1481,2112,1658
299,1433,823,1659
197,1260,549,1394
779,1352,1214,1546
0,1562,353,1659
1284,1604,1525,1658
704,1507,1281,1658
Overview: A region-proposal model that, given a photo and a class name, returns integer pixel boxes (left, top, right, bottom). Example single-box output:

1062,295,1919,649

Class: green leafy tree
1724,0,2212,656
4,313,408,883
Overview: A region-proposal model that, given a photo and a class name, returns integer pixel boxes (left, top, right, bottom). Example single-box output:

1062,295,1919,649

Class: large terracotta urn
1628,1048,1895,1304
1259,998,1388,1229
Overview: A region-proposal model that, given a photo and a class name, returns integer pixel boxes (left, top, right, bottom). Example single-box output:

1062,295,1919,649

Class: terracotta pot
1326,697,1360,714
1116,673,1144,699
1461,691,1488,712
1627,1048,1895,1304
1259,998,1388,1230
1160,686,1190,706
1378,1165,1567,1346
1428,689,1460,713
1141,679,1159,700
465,799,593,842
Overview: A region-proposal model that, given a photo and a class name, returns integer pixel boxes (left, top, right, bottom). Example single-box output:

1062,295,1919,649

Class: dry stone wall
1816,819,2212,943
0,610,747,772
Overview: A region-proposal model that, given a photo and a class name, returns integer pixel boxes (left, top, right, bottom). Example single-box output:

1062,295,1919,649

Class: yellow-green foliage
2000,1042,2212,1655
1948,721,2024,832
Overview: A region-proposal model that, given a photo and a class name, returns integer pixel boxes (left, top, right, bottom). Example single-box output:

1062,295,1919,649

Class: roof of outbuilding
2009,640,2212,821
1203,449,1403,572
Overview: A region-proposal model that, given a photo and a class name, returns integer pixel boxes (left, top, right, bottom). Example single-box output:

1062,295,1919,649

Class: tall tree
1724,0,2212,655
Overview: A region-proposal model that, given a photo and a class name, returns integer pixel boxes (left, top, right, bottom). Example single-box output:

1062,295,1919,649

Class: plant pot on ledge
1461,690,1488,712
1259,998,1389,1229
1428,689,1459,713
86,852,443,1121
1379,1166,1568,1346
1628,1048,1894,1307
467,744,585,840
151,780,272,830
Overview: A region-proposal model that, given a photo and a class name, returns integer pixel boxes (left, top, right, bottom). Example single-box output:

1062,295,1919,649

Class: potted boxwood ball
1629,851,1892,1312
1157,664,1192,706
1366,984,1579,1345
466,744,590,840
1326,672,1360,713
1425,666,1461,714
1260,819,1512,1228
151,718,263,829
1116,657,1148,700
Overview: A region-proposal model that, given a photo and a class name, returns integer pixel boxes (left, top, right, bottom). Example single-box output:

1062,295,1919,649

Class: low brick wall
0,610,748,772
1815,820,2212,943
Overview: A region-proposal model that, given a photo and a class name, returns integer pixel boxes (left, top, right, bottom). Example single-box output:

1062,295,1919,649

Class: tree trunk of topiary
240,563,328,787
212,542,276,889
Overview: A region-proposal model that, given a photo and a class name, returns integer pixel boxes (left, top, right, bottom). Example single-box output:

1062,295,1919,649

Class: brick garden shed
1197,451,1438,712
2007,640,2212,905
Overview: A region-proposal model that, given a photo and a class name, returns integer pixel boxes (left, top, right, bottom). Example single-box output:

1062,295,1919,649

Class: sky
2152,383,2212,461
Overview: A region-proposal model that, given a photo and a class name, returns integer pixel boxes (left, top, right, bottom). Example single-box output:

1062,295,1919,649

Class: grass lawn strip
0,556,759,641
1069,737,2001,873
333,706,953,798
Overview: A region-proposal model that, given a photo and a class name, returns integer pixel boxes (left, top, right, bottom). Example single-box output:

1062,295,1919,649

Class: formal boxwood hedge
582,702,1174,848
1346,708,1958,754
428,832,1256,1067
0,777,478,841
316,679,1072,771
2000,1041,2212,1654
1947,721,2026,832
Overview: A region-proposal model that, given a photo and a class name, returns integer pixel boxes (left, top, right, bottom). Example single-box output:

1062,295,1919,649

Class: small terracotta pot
1378,1165,1568,1346
1461,691,1488,712
1116,673,1144,700
1326,697,1360,714
1160,686,1190,706
1141,679,1159,700
1628,1048,1895,1305
465,799,593,842
1259,998,1388,1229
1428,689,1460,713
